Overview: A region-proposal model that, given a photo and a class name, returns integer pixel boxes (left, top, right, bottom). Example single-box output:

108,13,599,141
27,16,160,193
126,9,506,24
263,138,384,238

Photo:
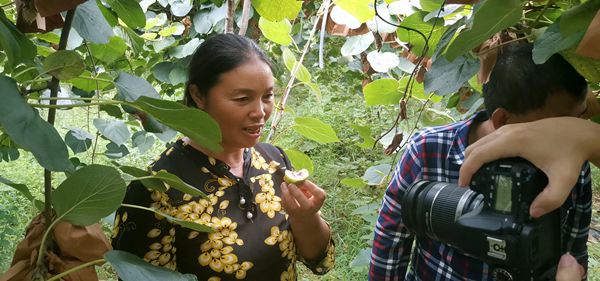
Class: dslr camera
401,158,561,281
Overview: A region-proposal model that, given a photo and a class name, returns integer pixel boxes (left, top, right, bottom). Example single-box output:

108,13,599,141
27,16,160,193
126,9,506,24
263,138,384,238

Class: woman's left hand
280,180,326,220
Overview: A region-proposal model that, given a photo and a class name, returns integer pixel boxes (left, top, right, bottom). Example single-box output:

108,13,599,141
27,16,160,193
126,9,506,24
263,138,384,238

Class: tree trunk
238,0,252,36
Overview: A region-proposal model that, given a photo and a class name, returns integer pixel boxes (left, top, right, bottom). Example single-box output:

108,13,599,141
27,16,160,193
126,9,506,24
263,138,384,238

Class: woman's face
191,58,275,150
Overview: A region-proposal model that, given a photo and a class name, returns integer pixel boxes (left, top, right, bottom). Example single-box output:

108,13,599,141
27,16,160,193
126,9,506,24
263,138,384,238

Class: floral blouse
111,140,335,281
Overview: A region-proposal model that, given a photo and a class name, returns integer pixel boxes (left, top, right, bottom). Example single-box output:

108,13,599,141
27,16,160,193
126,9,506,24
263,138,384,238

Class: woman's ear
188,84,206,110
490,108,509,130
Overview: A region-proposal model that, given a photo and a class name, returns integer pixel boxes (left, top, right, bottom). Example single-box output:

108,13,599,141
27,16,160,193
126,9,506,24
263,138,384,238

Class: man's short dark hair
483,43,587,116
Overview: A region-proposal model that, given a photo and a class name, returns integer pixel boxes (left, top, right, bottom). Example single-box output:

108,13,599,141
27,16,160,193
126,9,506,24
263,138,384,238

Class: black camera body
402,158,561,281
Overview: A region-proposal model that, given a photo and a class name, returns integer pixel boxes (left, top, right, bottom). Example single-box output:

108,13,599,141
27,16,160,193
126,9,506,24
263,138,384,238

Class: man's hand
556,254,584,281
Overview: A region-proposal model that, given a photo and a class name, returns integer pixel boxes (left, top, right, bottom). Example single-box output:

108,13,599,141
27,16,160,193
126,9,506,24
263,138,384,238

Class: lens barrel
402,180,483,241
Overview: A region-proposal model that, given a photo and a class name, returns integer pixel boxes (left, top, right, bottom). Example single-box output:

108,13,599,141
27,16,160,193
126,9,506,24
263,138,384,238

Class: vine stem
38,9,76,276
45,259,105,281
265,1,330,143
30,101,122,109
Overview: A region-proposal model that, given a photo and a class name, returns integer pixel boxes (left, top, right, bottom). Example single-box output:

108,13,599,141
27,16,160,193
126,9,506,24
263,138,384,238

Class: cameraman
459,116,600,281
369,43,592,281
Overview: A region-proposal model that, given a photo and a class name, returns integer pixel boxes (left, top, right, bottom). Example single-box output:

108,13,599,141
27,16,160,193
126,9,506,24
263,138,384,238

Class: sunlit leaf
334,0,375,23
67,71,113,92
169,38,202,59
445,0,522,61
282,48,311,83
0,76,70,172
363,78,400,106
285,149,314,174
559,0,600,37
293,117,340,144
89,36,128,64
367,51,399,73
258,17,292,45
340,177,367,189
107,0,146,28
53,165,126,226
330,5,362,29
396,11,446,57
341,33,375,56
252,0,302,21
350,124,375,148
169,0,193,17
43,50,85,80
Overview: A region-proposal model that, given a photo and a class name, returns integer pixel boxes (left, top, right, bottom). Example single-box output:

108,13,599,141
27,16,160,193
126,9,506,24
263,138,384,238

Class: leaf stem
46,259,105,281
30,101,122,109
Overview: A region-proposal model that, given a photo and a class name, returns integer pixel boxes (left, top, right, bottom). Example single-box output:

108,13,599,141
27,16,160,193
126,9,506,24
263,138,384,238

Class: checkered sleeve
369,135,424,281
562,162,592,278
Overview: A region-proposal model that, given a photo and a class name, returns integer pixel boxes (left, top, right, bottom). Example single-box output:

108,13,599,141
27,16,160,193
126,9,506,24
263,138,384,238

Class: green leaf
105,250,199,281
258,17,292,46
445,0,522,61
532,22,583,64
53,165,126,226
0,76,70,171
293,117,340,144
169,38,202,59
0,176,34,202
350,248,372,269
284,149,314,174
0,10,36,70
334,0,375,23
115,71,161,101
341,33,375,56
107,0,146,28
304,82,322,100
419,0,444,12
252,0,302,21
350,124,375,148
433,17,465,60
93,118,131,146
362,164,391,185
122,26,146,54
97,0,118,27
128,97,223,153
153,62,176,83
396,11,446,57
363,78,400,106
118,165,167,192
105,142,130,159
340,177,367,188
559,0,600,37
168,66,187,85
132,131,155,154
169,0,193,17
153,170,208,198
65,128,93,154
89,36,128,64
424,55,480,96
72,0,114,44
43,50,85,80
67,71,113,92
282,48,311,83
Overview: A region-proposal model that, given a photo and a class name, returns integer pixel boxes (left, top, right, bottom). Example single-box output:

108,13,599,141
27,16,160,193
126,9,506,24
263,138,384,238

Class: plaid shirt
369,111,592,281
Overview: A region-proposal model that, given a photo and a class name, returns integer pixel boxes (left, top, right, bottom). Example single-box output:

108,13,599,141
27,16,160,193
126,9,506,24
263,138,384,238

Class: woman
112,34,335,280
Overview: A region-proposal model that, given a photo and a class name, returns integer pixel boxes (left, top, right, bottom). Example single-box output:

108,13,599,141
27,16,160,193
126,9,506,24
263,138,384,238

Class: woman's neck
182,137,245,169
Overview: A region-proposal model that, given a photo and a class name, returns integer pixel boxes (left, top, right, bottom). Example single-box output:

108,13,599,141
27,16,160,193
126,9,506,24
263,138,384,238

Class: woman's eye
263,93,274,100
234,97,249,102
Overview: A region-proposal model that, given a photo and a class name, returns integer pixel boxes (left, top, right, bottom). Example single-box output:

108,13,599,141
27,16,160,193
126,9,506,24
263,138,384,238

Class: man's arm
369,136,423,281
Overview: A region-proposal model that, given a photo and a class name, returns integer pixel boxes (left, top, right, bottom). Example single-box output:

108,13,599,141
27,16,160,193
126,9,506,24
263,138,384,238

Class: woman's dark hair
184,33,272,107
483,43,587,116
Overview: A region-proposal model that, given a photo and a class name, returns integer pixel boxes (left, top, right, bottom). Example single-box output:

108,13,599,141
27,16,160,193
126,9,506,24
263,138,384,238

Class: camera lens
402,180,483,241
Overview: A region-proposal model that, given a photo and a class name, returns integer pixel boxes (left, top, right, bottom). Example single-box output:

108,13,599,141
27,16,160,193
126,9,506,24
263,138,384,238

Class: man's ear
490,108,509,129
188,84,206,110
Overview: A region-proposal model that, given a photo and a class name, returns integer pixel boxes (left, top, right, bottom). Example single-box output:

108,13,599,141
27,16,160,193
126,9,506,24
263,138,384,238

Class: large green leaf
107,0,146,28
559,0,600,37
252,0,302,21
72,0,114,44
334,0,375,23
293,117,340,144
341,33,375,56
396,11,446,57
53,165,126,226
532,22,583,64
169,0,193,17
363,78,400,106
65,128,93,154
43,50,85,80
105,250,198,281
362,164,391,185
118,165,167,192
341,177,367,189
0,176,34,202
0,10,36,70
169,38,202,59
258,17,292,46
284,149,314,174
132,131,155,154
445,0,522,61
424,55,480,96
115,71,161,101
152,170,208,198
94,118,131,146
128,97,223,153
282,48,311,83
0,76,70,171
89,36,128,64
67,71,113,92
